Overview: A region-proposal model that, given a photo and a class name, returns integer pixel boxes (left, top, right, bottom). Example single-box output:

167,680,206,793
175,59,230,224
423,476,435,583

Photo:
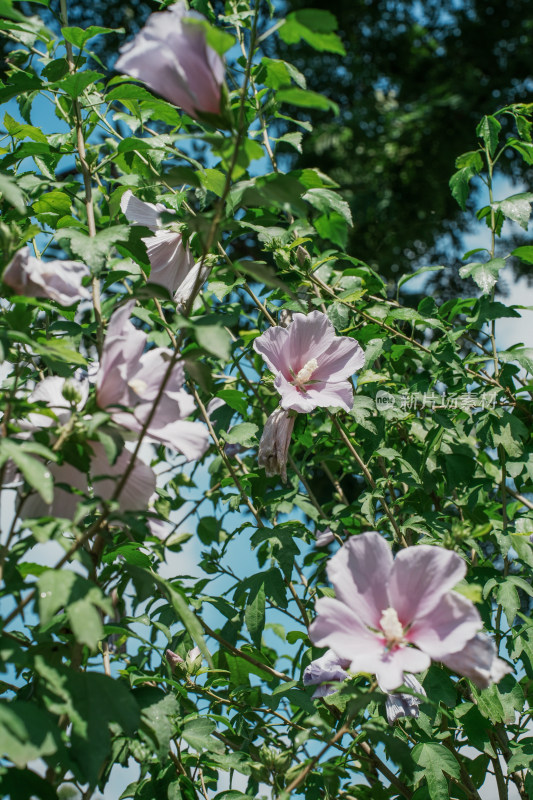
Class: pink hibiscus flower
120,191,208,304
309,531,482,691
115,1,225,120
3,247,90,306
253,311,365,413
96,300,209,460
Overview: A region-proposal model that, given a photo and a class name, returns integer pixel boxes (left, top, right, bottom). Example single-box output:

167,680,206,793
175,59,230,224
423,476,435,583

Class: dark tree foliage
274,0,533,292
7,0,532,293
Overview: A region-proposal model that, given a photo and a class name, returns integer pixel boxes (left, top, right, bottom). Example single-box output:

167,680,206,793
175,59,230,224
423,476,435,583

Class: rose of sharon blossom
441,633,512,689
309,532,482,691
385,673,426,725
3,247,90,305
115,1,225,120
303,649,350,698
253,311,365,413
258,407,295,482
16,376,156,517
96,301,209,460
315,528,335,547
23,441,156,519
120,191,208,304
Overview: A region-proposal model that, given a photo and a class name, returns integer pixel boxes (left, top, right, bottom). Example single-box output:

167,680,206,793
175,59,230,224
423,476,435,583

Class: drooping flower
384,673,426,725
315,528,335,547
309,531,482,691
96,300,209,461
120,191,208,304
257,407,295,482
253,311,365,413
440,633,512,688
3,247,90,305
303,649,350,698
115,1,225,120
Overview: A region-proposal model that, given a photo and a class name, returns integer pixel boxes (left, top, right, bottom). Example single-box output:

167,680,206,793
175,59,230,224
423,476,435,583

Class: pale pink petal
309,597,383,663
313,336,365,383
303,380,354,411
440,633,512,688
174,261,209,308
407,591,481,659
326,532,393,628
146,419,210,461
90,442,156,511
254,325,290,376
120,189,166,230
3,248,90,305
286,311,337,371
142,230,194,295
315,528,335,546
275,374,317,413
388,545,467,626
25,376,87,429
369,647,430,692
96,301,146,409
22,460,88,519
115,2,224,119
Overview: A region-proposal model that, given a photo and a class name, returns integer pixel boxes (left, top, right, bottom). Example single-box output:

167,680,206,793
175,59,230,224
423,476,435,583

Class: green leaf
412,742,460,800
195,324,232,360
459,257,506,294
477,115,501,156
221,423,258,447
244,579,266,647
276,87,339,115
216,389,248,415
197,167,226,197
279,10,345,55
511,245,533,264
182,716,223,752
133,687,180,757
449,160,481,210
0,439,53,504
53,69,104,98
496,192,533,230
496,582,520,626
33,658,139,787
61,25,116,49
56,226,130,270
0,172,26,212
0,701,63,768
303,187,352,225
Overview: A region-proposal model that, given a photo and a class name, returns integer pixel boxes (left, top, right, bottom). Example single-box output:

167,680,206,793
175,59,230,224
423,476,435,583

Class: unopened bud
166,649,186,673
185,645,203,675
62,379,83,405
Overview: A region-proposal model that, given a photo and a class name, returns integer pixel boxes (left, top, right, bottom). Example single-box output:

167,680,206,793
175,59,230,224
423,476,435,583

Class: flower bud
166,649,186,673
296,245,311,268
185,645,203,675
62,379,84,406
258,407,295,483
